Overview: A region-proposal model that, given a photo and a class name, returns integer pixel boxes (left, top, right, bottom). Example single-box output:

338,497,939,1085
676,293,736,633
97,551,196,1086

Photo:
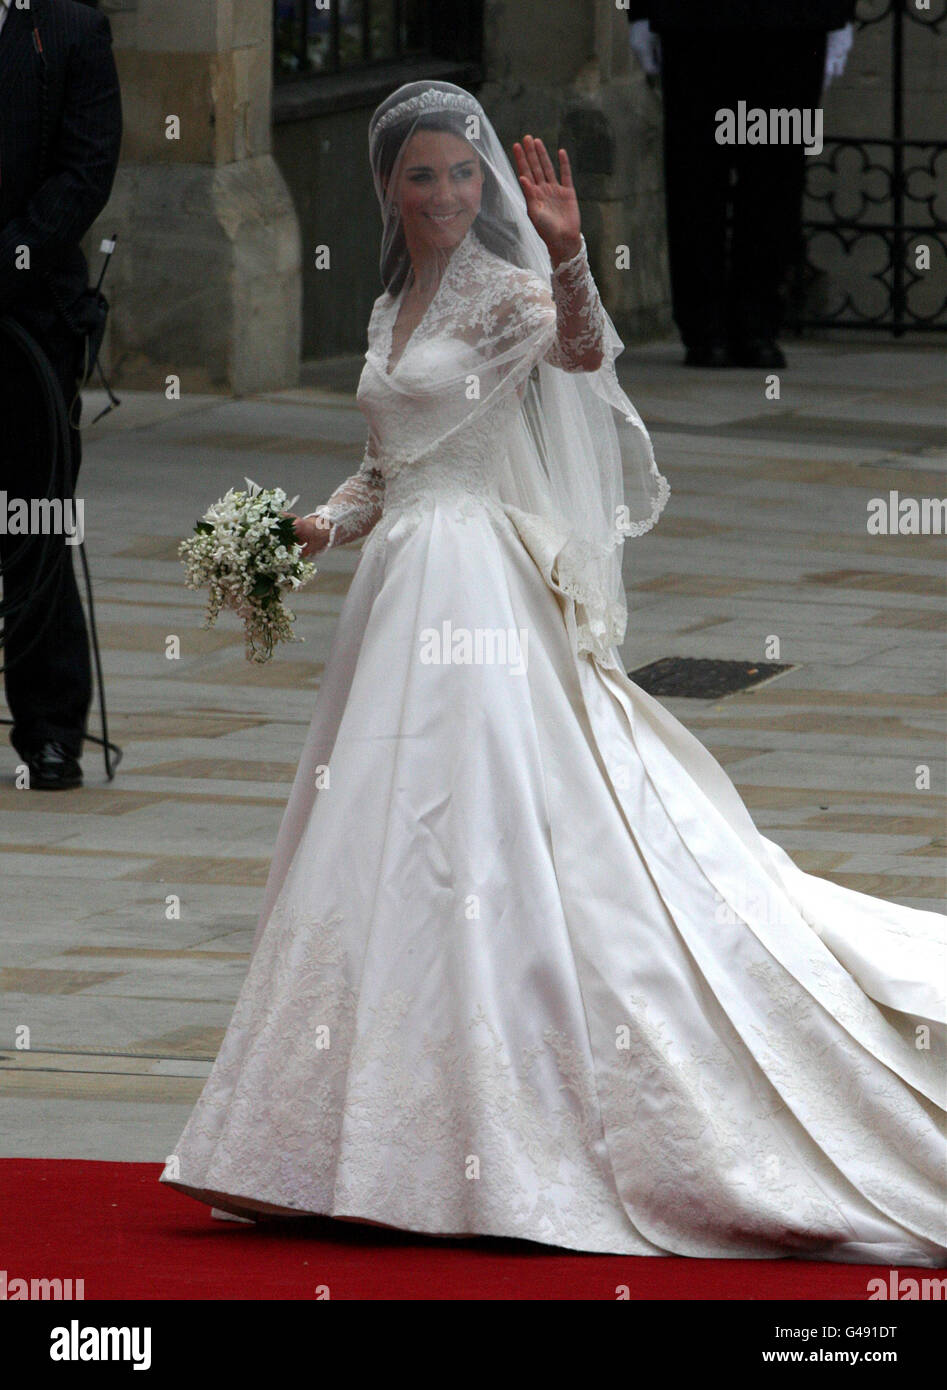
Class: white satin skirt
161,496,947,1263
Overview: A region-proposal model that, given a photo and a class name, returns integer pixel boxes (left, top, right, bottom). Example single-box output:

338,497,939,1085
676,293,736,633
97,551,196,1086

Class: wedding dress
160,85,946,1265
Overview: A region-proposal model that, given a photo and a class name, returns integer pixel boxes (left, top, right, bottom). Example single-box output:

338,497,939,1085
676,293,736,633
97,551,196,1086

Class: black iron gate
793,0,946,335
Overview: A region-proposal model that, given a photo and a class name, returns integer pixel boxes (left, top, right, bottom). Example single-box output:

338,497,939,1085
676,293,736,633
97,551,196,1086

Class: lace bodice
306,232,607,548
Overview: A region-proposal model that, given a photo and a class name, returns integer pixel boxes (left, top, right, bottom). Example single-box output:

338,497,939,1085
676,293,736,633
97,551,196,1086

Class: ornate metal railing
793,0,946,334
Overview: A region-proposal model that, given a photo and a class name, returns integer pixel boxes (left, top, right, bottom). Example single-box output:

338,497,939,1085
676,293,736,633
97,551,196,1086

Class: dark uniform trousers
0,0,122,762
657,26,827,348
0,318,91,759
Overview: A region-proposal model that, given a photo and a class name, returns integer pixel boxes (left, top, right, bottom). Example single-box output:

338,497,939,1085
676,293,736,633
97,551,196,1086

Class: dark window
273,1,479,82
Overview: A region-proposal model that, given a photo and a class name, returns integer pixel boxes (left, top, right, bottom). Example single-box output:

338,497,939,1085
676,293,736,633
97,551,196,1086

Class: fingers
512,141,535,190
298,525,320,559
511,143,534,201
519,134,547,186
534,137,559,185
516,134,570,190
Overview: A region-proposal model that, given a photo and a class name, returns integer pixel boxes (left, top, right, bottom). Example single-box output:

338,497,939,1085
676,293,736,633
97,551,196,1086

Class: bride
161,81,946,1264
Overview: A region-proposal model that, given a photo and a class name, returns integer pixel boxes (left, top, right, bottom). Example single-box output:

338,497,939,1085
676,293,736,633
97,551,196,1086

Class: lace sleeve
500,235,606,374
304,439,386,549
544,235,606,372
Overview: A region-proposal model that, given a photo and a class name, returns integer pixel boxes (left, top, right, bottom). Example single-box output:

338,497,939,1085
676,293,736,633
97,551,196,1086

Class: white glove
823,22,854,89
628,19,662,77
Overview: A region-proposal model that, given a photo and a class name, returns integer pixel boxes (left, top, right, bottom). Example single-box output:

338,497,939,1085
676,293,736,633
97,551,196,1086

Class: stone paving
1,336,944,1163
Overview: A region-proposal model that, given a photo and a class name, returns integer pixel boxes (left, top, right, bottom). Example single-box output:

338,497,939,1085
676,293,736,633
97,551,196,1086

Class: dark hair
374,110,525,294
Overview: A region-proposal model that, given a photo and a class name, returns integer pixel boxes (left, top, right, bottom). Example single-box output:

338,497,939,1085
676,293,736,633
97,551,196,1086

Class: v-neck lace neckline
379,227,478,377
386,286,438,377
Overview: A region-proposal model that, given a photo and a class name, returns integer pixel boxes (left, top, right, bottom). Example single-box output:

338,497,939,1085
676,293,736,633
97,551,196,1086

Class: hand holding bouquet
179,478,318,664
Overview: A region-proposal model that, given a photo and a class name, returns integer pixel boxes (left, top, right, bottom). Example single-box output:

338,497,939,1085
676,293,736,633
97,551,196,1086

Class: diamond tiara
372,89,485,138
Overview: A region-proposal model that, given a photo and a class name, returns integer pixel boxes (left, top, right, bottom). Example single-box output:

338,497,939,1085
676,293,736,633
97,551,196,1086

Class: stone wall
477,0,669,341
97,0,301,394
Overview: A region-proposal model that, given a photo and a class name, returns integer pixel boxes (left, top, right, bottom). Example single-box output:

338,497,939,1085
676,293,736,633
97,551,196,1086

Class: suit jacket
626,1,857,30
0,0,122,339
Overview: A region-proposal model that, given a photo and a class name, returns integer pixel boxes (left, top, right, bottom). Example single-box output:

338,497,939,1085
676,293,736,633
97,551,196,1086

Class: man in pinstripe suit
0,0,121,788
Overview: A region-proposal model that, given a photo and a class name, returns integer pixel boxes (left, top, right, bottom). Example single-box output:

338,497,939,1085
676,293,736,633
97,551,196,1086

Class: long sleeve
305,440,386,549
489,235,609,386
543,235,607,373
0,11,123,309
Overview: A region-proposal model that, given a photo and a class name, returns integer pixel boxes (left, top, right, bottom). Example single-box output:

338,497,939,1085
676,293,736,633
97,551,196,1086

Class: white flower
180,481,318,663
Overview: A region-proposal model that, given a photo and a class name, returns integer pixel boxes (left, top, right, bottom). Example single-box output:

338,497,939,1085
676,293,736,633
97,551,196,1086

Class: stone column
98,0,302,394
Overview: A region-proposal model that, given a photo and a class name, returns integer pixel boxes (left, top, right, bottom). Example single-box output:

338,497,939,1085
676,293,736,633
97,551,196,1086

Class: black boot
729,337,787,369
683,339,732,368
22,740,83,790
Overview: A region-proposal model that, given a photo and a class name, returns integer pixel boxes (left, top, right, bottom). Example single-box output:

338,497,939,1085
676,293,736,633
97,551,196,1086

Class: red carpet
0,1159,921,1300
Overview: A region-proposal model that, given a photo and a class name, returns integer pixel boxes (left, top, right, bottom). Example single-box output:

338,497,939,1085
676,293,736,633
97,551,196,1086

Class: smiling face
393,129,484,253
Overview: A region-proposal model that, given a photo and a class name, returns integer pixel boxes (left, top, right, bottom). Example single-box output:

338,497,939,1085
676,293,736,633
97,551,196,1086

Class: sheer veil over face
367,81,669,665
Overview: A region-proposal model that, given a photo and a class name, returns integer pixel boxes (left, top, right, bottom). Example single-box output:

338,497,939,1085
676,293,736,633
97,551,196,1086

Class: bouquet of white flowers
179,478,318,664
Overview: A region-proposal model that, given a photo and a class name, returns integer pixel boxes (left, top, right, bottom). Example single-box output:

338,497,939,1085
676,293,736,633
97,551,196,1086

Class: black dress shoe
730,337,787,369
683,341,732,368
24,741,83,790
